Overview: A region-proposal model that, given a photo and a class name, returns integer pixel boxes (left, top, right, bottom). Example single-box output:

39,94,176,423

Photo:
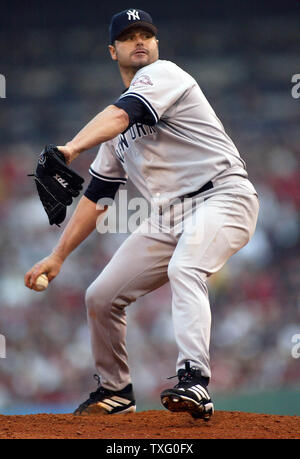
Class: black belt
157,181,214,215
182,180,213,200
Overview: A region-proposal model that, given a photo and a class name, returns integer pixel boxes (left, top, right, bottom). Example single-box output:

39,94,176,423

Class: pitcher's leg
168,193,259,379
85,225,173,391
168,259,212,377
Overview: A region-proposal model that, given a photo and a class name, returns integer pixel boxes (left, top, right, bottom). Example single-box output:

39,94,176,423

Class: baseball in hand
34,274,49,292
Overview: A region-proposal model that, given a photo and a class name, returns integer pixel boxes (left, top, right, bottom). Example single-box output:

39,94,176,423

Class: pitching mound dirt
0,410,299,439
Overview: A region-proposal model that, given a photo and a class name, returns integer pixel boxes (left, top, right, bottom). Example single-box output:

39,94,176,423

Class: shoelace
166,362,196,387
175,370,196,388
88,374,110,400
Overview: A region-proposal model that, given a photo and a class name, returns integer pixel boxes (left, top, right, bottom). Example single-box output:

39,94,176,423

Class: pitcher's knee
168,259,191,283
85,280,133,319
85,282,110,318
167,259,179,282
168,259,207,285
85,284,95,309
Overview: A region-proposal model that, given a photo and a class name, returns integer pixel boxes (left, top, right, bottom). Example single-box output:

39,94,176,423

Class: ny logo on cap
127,9,140,20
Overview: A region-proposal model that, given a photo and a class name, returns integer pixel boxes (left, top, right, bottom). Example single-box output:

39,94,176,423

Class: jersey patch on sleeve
131,74,154,89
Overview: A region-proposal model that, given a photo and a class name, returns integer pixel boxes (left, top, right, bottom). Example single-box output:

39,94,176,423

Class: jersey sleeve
84,176,121,203
113,96,156,127
89,141,128,184
117,61,193,123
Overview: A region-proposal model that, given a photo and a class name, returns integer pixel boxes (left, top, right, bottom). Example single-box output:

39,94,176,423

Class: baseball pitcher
25,8,259,420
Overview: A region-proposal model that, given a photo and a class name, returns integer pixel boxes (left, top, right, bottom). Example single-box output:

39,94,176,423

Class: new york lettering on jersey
114,124,157,163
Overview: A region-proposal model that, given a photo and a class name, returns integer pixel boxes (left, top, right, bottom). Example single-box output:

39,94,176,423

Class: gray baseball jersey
89,59,256,202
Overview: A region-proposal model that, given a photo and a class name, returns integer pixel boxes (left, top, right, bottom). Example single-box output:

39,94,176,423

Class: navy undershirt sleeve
84,176,121,203
114,96,156,127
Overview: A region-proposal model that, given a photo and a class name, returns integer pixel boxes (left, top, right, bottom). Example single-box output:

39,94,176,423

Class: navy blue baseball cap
109,8,158,44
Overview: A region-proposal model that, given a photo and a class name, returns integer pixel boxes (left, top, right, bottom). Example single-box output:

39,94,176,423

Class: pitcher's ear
108,44,117,61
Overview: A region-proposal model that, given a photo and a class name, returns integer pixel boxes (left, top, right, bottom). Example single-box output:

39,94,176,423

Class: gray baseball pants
85,185,259,391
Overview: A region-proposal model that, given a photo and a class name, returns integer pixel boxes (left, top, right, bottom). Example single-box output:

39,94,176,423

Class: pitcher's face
109,28,159,71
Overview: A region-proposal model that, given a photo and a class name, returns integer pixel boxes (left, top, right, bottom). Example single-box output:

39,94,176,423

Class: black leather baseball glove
28,145,84,226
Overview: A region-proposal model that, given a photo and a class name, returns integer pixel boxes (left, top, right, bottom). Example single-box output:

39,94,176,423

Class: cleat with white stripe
160,362,214,421
74,374,136,416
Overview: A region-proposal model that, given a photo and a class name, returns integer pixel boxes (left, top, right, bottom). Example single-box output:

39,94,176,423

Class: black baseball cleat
73,375,136,415
160,362,214,421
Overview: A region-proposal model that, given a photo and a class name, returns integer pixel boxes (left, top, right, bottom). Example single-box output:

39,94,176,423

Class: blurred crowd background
0,0,299,415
